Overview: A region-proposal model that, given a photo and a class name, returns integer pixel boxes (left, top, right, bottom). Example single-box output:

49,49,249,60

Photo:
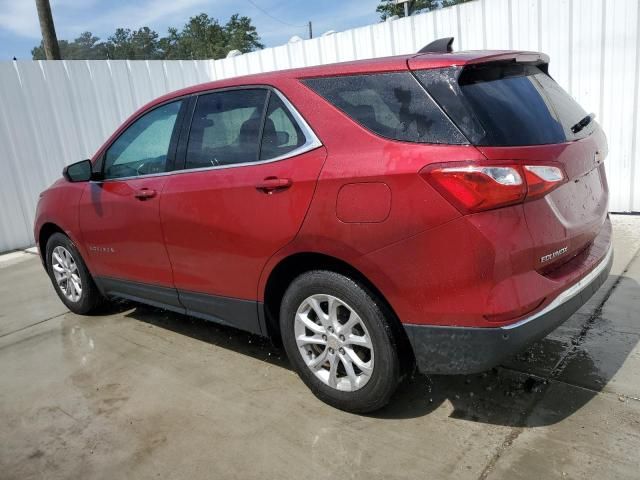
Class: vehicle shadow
113,300,290,370
375,273,640,425
116,273,639,427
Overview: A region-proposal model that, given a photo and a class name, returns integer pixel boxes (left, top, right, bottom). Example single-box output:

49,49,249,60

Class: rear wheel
45,233,104,314
280,270,400,413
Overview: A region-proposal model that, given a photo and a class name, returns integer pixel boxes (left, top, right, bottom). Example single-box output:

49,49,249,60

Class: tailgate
411,57,610,271
478,128,609,271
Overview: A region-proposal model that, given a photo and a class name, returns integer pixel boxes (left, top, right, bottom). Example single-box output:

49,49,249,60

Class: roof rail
417,37,454,54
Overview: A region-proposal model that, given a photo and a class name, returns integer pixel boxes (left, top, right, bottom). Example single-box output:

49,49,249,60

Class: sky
0,0,382,60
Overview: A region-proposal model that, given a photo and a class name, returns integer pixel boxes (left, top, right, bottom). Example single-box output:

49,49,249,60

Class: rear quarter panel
258,78,480,301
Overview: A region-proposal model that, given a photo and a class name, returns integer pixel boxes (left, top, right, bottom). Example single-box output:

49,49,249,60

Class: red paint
160,147,327,299
336,183,391,223
35,49,611,332
78,177,174,286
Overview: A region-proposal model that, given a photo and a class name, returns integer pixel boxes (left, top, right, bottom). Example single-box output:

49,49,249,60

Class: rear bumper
403,245,613,374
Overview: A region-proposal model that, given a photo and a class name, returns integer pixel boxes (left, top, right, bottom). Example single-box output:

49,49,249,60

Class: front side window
303,72,467,144
104,101,182,180
185,89,268,169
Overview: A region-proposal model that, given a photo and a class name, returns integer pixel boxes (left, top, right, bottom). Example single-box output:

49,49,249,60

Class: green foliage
441,0,473,7
31,13,264,60
32,32,106,59
376,0,438,20
105,27,163,60
376,0,473,20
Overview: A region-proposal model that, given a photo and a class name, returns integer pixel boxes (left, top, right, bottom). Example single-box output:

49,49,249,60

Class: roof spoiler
417,37,454,54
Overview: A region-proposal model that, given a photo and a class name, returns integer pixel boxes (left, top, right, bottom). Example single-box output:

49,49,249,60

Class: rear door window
303,72,467,144
415,63,594,146
185,89,268,169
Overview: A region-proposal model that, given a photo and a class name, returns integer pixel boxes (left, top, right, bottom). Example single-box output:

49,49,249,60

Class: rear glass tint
415,63,594,146
303,72,467,144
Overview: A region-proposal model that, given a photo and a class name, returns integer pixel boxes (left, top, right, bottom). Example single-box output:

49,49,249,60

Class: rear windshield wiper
571,113,595,134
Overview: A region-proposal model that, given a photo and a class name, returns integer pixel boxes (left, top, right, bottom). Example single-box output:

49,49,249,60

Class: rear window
303,72,467,144
415,63,595,146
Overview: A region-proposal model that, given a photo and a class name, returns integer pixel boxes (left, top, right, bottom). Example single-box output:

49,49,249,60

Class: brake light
421,163,566,214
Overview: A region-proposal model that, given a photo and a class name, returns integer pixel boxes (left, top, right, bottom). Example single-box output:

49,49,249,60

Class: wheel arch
38,222,66,266
262,251,415,372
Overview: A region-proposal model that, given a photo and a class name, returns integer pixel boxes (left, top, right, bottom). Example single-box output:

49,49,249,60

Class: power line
246,0,307,28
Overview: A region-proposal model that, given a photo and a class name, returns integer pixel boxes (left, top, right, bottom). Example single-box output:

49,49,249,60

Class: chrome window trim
93,87,322,183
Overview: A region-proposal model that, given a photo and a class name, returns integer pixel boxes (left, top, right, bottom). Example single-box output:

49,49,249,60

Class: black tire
280,270,401,413
45,233,104,314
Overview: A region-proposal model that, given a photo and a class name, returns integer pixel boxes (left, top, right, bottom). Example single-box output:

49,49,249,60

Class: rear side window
260,94,305,160
303,72,467,144
185,89,268,169
415,63,594,146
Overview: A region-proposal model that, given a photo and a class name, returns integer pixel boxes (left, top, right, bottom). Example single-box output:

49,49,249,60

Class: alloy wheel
294,294,374,392
51,246,82,302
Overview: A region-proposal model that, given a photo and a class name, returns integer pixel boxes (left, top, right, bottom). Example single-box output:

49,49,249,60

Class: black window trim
173,84,322,174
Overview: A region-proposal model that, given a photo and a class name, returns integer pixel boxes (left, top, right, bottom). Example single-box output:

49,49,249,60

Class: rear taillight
421,163,566,214
523,165,565,200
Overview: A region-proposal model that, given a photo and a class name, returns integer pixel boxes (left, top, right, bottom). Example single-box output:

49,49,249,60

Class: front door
79,99,184,304
160,88,325,331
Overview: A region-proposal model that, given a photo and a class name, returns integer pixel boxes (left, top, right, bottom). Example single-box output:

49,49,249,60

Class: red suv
35,42,613,413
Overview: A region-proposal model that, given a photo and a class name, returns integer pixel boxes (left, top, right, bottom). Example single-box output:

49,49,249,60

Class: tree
71,32,107,59
376,0,438,20
225,14,264,53
163,13,227,59
32,32,106,59
376,0,473,20
441,0,473,7
30,12,264,60
104,27,162,60
160,13,264,60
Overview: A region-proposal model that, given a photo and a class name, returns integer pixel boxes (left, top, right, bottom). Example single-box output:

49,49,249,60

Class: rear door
160,87,325,332
413,61,609,270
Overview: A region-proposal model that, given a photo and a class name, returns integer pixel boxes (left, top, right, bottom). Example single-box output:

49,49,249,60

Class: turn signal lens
421,163,567,214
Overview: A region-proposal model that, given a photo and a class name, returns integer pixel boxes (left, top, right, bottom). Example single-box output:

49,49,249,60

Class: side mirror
63,159,93,182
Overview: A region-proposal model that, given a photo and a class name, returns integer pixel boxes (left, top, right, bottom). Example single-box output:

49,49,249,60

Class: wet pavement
1,215,639,479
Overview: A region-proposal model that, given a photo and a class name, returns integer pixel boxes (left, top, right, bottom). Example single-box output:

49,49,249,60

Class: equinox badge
540,246,568,263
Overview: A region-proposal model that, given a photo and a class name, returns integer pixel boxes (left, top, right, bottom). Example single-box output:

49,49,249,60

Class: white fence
1,0,639,252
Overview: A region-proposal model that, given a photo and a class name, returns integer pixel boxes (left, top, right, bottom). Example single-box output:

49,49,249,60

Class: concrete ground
1,215,639,480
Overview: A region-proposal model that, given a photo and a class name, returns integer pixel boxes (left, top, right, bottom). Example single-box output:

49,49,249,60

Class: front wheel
280,270,401,413
45,233,104,314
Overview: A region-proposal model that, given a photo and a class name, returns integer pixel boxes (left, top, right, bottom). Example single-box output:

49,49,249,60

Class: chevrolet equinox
35,40,613,413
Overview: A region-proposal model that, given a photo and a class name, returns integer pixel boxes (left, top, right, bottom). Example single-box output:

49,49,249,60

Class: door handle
134,188,157,200
255,177,292,194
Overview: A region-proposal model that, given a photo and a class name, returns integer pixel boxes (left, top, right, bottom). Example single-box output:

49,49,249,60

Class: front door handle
256,177,292,194
134,188,157,200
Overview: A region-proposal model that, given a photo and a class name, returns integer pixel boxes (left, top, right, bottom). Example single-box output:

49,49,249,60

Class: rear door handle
134,188,157,200
256,177,292,194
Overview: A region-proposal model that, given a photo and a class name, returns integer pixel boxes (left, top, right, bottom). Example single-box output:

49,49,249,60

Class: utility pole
308,21,313,39
395,0,411,17
35,0,61,59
